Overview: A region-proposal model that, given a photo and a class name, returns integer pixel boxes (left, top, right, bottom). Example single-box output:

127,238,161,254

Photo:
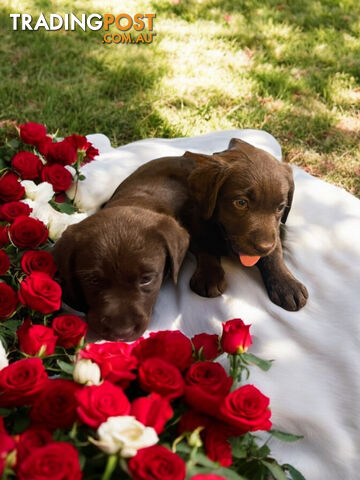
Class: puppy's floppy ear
227,138,258,156
51,224,87,311
281,163,295,224
157,216,189,284
187,152,231,220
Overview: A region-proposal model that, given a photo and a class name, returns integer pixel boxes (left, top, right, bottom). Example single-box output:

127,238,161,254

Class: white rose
73,358,101,386
21,180,54,203
90,416,158,457
48,211,88,241
0,339,8,370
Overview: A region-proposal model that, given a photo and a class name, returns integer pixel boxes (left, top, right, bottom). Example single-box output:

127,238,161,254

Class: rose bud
17,319,57,357
73,358,101,386
220,318,252,354
90,416,158,457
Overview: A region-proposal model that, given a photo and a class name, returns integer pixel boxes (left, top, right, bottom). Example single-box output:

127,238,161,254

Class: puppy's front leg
190,250,227,298
257,240,308,311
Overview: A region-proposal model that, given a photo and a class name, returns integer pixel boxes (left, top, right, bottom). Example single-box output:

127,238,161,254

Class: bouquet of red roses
0,122,305,480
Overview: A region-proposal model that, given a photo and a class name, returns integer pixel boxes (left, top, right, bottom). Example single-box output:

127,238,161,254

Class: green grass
1,0,360,195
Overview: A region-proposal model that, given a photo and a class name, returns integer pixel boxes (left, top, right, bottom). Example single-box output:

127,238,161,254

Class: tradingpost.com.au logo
9,13,156,44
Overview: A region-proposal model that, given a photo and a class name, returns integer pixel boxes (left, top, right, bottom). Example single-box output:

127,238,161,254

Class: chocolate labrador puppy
184,138,308,311
52,157,191,341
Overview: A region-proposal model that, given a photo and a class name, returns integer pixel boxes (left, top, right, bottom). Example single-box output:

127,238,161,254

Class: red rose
76,380,130,428
0,226,9,246
17,319,57,356
15,427,53,464
0,416,15,465
65,135,99,164
192,333,221,360
0,283,18,319
0,358,48,407
21,250,57,277
65,134,91,151
52,315,87,348
128,445,186,480
11,151,43,180
0,251,10,275
18,272,61,314
138,357,185,401
134,330,193,371
19,122,47,147
131,393,173,434
220,384,272,433
204,425,232,467
46,140,77,166
220,319,252,354
31,379,81,430
83,145,99,164
79,342,137,388
191,475,227,480
17,442,82,480
178,410,212,435
37,136,53,156
0,201,32,223
9,216,48,249
41,164,73,193
0,172,25,202
184,362,232,417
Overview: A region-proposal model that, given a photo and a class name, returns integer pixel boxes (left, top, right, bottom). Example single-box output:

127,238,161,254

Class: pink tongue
239,254,261,267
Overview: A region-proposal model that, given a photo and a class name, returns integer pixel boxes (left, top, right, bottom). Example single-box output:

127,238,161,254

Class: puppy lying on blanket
52,157,191,341
185,138,308,311
52,138,307,340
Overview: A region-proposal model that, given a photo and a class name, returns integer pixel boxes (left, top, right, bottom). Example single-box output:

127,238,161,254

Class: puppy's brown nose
100,316,146,341
253,241,274,255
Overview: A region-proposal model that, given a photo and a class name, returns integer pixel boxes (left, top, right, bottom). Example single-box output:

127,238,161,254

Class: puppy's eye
233,199,248,209
139,274,156,287
88,276,101,287
277,204,286,212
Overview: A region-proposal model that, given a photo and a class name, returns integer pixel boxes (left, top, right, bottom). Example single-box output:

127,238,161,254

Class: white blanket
70,130,360,480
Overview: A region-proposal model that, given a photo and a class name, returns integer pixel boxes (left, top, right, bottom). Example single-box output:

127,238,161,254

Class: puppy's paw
266,276,308,311
190,266,227,298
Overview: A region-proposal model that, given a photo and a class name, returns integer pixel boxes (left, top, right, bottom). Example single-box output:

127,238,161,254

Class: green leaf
0,158,6,170
7,138,20,150
283,464,306,480
261,460,288,480
191,451,218,468
13,411,31,434
242,352,273,371
0,408,12,417
78,174,86,181
57,359,74,375
270,430,304,442
187,466,247,480
49,199,77,215
229,436,249,459
256,444,271,458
